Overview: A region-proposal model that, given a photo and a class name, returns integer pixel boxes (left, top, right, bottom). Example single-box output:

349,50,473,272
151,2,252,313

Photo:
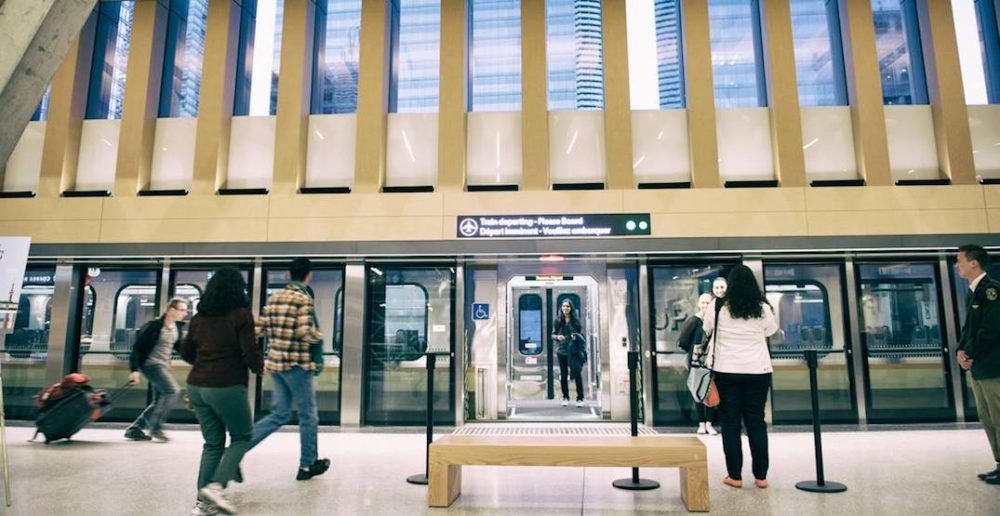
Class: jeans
557,353,584,402
714,372,771,481
127,364,180,434
188,385,253,489
249,367,319,469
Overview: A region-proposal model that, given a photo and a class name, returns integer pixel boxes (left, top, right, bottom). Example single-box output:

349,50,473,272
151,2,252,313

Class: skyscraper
655,0,684,108
547,0,604,110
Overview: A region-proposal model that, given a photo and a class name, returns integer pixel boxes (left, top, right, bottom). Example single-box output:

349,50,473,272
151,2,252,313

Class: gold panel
804,185,985,211
758,0,805,187
989,209,1000,233
272,0,314,195
269,193,443,218
437,0,469,191
521,0,549,191
0,198,103,221
984,186,1000,208
267,216,443,241
624,188,806,213
651,212,809,237
100,218,268,243
681,0,720,188
601,0,633,190
444,191,623,215
354,0,392,193
807,210,988,235
0,220,101,243
101,196,270,220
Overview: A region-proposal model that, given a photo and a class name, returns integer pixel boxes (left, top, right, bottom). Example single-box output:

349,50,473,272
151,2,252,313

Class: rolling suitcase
32,379,131,444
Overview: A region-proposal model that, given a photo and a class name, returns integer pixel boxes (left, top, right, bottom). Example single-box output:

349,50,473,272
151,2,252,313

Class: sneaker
198,483,236,515
296,458,331,481
575,400,584,408
561,399,569,407
696,423,707,435
706,424,718,436
150,430,169,442
124,429,151,441
190,501,219,516
978,468,1000,481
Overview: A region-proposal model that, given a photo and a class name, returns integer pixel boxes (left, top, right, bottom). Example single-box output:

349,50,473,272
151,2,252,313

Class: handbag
687,300,722,406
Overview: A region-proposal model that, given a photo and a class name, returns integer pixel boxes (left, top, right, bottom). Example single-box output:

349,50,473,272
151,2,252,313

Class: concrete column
758,0,806,187
915,0,976,184
602,0,634,190
437,0,469,191
272,0,316,195
839,0,891,186
521,0,549,191
353,0,392,193
37,13,97,197
115,0,168,195
682,0,721,188
0,0,98,167
191,0,241,195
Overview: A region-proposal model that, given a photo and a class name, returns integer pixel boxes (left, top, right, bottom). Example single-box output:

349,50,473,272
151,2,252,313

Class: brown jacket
181,307,264,388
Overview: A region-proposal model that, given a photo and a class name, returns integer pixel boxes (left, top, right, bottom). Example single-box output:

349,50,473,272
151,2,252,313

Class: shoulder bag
687,300,722,407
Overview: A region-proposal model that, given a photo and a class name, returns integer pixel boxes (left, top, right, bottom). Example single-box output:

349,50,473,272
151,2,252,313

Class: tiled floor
1,424,997,515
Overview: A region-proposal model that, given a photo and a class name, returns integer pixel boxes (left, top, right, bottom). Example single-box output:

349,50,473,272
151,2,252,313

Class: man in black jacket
124,298,188,442
955,245,1000,484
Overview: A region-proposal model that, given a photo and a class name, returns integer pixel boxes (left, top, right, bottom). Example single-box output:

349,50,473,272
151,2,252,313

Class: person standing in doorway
553,300,585,407
125,298,188,442
955,244,1000,485
678,293,718,435
249,258,330,481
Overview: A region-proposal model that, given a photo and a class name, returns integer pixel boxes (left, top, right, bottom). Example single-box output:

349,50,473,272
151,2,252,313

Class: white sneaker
191,501,219,516
561,399,569,407
575,400,584,408
198,483,237,515
696,423,708,435
707,424,718,436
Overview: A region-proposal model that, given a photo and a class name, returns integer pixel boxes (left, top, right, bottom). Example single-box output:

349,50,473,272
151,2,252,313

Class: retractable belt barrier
795,349,847,493
408,351,451,486
613,344,660,491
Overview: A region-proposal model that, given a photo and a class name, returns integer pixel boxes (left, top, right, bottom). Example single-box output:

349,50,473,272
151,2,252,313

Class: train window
859,265,943,355
518,294,543,356
764,282,832,352
2,267,56,419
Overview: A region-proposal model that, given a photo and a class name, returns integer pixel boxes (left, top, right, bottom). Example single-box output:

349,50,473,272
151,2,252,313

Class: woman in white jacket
703,265,778,489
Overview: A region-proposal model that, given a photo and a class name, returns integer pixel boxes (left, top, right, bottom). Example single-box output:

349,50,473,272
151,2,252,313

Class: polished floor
0,424,997,515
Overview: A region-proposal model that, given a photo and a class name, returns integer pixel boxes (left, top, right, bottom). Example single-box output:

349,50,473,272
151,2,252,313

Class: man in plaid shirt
248,258,331,480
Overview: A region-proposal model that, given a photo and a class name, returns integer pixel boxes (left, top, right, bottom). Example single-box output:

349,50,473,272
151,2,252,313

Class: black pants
557,353,584,401
696,402,716,424
714,372,771,481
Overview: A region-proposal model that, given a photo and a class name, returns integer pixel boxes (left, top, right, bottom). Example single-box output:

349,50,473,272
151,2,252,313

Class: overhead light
540,255,564,262
371,267,383,276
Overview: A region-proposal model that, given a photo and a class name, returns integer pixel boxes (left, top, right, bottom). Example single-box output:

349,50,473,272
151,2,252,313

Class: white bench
427,434,709,512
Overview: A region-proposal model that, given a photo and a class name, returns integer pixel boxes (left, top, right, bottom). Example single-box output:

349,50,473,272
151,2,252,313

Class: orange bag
704,380,720,407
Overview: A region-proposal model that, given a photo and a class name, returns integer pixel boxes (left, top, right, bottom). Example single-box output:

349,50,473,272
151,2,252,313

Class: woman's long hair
197,267,250,316
559,299,581,328
724,265,767,320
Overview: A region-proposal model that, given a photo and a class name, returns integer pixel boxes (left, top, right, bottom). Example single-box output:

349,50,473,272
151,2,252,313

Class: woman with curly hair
181,267,264,515
702,265,778,489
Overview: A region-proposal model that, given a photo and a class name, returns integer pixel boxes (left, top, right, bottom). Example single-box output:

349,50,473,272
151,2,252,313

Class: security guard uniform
958,274,1000,480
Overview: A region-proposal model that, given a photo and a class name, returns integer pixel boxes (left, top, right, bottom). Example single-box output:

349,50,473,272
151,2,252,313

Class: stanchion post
795,349,847,493
613,347,659,490
407,351,439,485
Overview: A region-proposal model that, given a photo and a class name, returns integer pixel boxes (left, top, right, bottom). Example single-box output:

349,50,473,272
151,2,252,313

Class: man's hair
290,258,312,281
167,298,187,310
959,244,990,269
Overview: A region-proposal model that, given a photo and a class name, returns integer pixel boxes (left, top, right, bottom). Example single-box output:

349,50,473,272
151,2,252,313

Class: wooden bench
427,434,709,512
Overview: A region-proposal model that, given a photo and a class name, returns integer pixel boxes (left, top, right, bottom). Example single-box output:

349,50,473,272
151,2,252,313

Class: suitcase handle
105,380,134,403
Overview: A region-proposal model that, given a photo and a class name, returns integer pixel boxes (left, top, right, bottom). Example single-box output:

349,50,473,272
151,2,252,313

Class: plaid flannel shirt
259,283,321,373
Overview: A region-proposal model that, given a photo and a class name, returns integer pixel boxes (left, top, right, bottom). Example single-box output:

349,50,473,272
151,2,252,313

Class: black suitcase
33,383,130,444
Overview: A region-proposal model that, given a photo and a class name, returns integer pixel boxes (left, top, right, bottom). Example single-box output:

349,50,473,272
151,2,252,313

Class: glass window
954,0,993,104
389,0,441,112
30,85,52,122
790,0,848,106
517,294,543,355
311,0,362,114
364,266,454,425
85,1,135,120
871,0,928,105
547,0,604,110
234,0,285,116
2,268,56,420
626,0,685,110
709,0,765,108
159,0,209,117
470,0,521,112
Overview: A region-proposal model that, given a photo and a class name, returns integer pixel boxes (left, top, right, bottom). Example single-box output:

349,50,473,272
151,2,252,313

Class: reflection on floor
508,399,601,420
2,425,998,515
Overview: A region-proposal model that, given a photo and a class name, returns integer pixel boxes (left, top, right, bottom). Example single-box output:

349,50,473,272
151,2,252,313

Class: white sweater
702,299,778,374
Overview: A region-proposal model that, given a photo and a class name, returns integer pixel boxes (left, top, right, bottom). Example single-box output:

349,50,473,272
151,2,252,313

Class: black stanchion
795,349,847,493
613,347,660,490
407,351,445,485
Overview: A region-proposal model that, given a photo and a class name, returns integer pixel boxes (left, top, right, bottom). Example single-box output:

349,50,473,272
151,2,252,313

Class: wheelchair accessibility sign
472,303,490,320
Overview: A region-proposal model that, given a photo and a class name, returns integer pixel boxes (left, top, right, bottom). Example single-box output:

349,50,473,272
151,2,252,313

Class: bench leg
680,464,710,512
428,460,462,508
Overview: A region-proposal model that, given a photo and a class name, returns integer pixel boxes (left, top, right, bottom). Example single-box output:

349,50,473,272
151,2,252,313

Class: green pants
188,385,253,490
971,376,1000,465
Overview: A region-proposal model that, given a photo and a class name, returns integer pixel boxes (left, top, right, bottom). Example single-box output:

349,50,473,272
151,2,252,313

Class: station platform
0,424,996,515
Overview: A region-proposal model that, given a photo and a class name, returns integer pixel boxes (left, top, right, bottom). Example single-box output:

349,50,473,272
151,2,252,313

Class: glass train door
506,275,600,419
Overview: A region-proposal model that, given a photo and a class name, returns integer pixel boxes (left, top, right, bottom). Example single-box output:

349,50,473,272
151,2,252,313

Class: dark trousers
714,372,771,481
557,353,584,401
696,402,716,424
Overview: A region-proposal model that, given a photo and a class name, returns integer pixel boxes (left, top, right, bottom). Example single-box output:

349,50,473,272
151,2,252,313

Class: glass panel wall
949,258,1000,421
389,0,442,112
871,0,928,105
311,0,362,114
626,0,685,110
708,0,765,108
30,86,52,122
259,267,344,424
234,0,285,116
1,267,56,420
856,262,953,422
470,0,521,111
78,267,161,422
85,1,135,120
159,0,209,117
364,266,454,425
789,0,847,106
953,0,993,104
764,263,856,424
547,0,604,110
648,263,732,426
